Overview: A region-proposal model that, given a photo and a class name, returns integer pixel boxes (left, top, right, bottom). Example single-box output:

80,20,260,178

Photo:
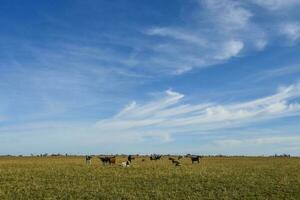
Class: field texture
0,156,300,200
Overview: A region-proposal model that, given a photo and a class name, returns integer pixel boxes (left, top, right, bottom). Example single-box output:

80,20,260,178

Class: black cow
150,154,162,160
190,156,202,164
128,155,135,163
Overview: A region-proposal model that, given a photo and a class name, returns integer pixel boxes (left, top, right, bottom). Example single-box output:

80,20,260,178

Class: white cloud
255,39,268,50
280,23,300,42
215,40,244,60
146,27,207,46
138,0,300,74
201,0,253,31
0,42,151,122
145,27,246,74
252,0,300,10
142,0,264,74
95,83,300,141
206,134,300,155
215,135,300,149
2,83,300,154
257,65,300,80
3,0,300,78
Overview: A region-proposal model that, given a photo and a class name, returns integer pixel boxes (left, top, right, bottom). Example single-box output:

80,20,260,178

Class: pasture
0,156,300,199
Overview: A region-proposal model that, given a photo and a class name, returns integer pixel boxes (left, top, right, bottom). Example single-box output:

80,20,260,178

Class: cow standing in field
150,154,162,161
128,155,135,163
190,156,202,164
121,160,130,167
108,157,116,165
85,155,93,165
98,156,116,165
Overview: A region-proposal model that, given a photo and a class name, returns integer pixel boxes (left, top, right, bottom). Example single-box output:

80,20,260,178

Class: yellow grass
0,156,300,199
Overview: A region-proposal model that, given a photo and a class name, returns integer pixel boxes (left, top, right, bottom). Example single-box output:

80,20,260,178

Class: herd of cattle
85,154,202,167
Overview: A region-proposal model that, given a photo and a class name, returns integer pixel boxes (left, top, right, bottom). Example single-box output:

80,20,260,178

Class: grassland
0,156,299,200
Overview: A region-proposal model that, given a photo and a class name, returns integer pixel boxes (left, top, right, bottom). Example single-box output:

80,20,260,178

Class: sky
1,0,300,155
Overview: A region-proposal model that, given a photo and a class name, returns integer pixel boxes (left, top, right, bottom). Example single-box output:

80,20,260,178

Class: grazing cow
190,156,202,164
178,156,183,160
85,155,92,165
141,159,145,162
98,156,116,165
150,154,162,161
98,157,109,165
121,161,130,167
128,155,135,163
109,157,116,164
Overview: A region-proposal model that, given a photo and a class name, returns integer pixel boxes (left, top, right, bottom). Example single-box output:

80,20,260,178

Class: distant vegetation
0,156,299,199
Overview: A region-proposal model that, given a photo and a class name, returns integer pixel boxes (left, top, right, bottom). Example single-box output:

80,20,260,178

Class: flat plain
0,156,299,200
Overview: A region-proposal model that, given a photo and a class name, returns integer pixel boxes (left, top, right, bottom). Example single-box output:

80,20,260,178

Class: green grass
0,156,300,199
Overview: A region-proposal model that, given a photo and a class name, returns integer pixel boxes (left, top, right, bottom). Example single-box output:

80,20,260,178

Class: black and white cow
85,155,93,165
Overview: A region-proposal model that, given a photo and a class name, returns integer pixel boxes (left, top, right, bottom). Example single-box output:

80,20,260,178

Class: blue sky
1,0,300,155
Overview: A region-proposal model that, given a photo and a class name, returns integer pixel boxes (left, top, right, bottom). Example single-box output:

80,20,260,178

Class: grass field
0,156,300,200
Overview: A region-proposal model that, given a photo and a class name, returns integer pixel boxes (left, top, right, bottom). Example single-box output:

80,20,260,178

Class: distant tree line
0,153,295,157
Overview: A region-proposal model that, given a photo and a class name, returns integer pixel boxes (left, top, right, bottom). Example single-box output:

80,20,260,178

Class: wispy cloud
280,22,300,43
251,0,300,10
255,65,300,81
138,0,300,74
211,134,300,155
142,0,253,74
0,42,151,123
1,1,300,155
201,0,252,31
140,0,291,74
214,40,244,60
95,83,300,141
2,83,300,154
146,27,207,47
2,0,300,77
215,135,300,147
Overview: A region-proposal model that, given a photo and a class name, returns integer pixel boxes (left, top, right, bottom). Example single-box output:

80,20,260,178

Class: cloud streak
2,83,300,154
95,83,300,141
251,0,300,10
280,22,300,43
137,0,300,74
142,0,253,74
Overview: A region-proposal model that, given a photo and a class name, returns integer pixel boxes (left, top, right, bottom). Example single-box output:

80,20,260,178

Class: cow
98,156,116,165
150,154,162,161
85,155,93,165
121,160,130,167
109,157,116,164
190,156,202,164
128,155,135,163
